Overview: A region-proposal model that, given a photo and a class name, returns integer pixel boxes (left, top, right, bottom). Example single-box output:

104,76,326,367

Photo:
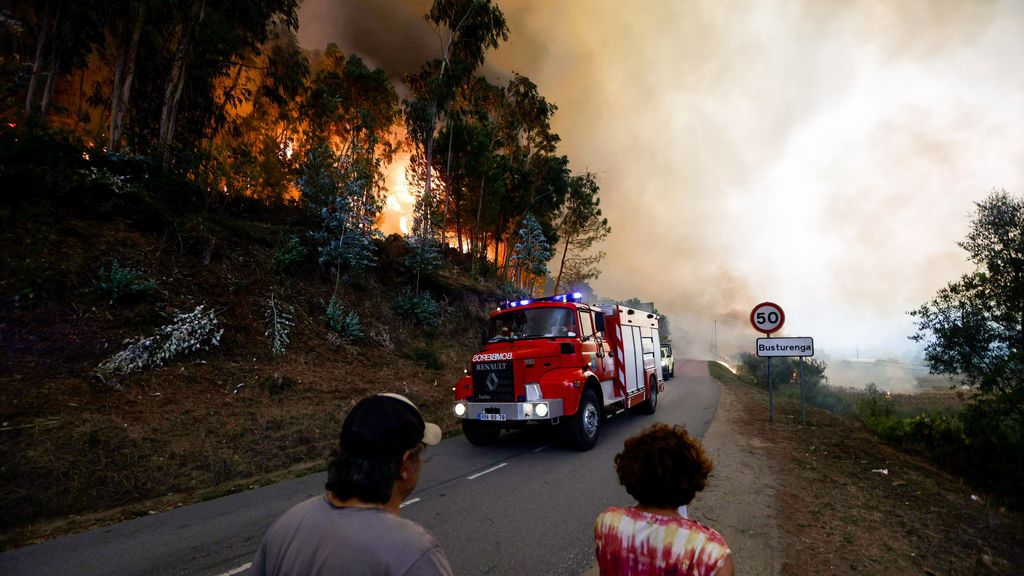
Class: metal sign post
755,335,815,424
750,303,785,423
799,356,806,424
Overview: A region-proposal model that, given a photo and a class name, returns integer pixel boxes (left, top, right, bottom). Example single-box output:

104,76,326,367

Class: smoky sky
298,0,1024,372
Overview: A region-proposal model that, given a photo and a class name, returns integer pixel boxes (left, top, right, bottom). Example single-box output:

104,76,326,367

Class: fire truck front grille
471,360,515,402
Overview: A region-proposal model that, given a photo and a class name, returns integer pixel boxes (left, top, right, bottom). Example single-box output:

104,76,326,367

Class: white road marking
215,561,251,576
400,497,421,508
467,462,507,480
531,444,549,453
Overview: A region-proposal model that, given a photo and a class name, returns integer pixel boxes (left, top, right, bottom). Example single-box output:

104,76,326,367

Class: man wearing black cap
250,393,452,575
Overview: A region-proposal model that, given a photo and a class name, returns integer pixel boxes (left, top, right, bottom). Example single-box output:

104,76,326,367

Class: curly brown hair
614,423,713,508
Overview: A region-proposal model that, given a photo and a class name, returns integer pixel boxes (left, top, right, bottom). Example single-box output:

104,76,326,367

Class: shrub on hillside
272,235,307,273
95,260,157,304
96,304,223,376
395,288,439,327
325,295,363,342
75,166,142,196
263,291,295,356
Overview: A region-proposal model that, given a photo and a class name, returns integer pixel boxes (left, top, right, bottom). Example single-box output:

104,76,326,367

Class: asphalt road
0,359,720,576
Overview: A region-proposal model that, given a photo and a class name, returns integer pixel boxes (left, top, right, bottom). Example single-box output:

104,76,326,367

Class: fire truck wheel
564,389,601,451
639,375,658,415
462,420,501,446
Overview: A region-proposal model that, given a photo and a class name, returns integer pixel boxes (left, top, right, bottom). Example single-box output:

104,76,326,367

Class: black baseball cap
340,393,442,457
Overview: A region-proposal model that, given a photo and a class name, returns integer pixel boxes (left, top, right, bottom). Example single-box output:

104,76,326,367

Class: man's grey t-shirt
250,495,453,576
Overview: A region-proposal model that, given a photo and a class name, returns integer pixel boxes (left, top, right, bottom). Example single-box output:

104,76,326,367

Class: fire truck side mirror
480,328,488,344
594,313,605,334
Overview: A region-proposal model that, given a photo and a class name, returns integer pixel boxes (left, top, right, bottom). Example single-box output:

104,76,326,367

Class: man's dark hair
325,450,404,504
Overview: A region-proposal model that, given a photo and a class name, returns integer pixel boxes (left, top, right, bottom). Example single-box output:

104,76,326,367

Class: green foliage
407,346,445,370
498,280,528,301
301,144,382,278
406,235,442,284
272,235,307,273
96,305,223,377
263,291,295,356
75,166,142,196
553,172,610,292
909,189,1024,505
510,212,553,294
958,399,1024,501
395,287,440,328
95,259,157,304
910,190,1023,419
325,294,363,342
854,383,895,422
737,353,828,393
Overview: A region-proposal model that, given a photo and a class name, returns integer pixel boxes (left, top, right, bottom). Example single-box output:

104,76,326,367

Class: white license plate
478,413,506,421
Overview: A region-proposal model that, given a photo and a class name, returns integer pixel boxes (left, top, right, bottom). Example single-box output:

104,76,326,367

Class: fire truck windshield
488,307,576,342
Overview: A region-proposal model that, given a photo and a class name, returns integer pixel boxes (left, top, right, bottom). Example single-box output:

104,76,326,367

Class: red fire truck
453,292,665,450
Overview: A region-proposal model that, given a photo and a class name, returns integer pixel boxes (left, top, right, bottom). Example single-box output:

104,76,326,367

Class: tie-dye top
594,507,731,576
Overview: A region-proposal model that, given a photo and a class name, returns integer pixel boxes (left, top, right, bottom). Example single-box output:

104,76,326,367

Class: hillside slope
0,140,498,547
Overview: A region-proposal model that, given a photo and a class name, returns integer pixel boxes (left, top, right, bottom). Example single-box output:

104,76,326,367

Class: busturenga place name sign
756,337,814,357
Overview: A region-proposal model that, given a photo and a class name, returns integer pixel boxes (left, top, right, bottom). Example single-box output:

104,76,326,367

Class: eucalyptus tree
493,74,568,276
510,212,553,295
403,0,508,244
301,45,399,239
107,0,147,151
300,143,380,293
214,21,309,201
153,0,300,156
303,46,399,202
431,77,504,257
552,172,611,294
21,0,103,123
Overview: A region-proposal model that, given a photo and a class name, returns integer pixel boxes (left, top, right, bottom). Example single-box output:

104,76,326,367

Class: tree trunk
25,1,54,117
553,233,571,295
442,120,454,248
110,2,146,152
40,30,60,118
422,123,436,238
159,0,205,153
473,174,485,259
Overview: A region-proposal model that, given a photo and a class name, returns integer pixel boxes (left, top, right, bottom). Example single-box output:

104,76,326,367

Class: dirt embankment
698,363,1023,575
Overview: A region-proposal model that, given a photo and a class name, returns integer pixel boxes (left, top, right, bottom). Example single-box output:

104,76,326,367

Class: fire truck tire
462,420,501,446
639,375,658,415
564,389,601,451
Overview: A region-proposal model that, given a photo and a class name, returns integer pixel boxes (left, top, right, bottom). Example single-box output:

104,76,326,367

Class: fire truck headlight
525,383,542,401
454,402,467,417
523,403,533,417
535,403,550,418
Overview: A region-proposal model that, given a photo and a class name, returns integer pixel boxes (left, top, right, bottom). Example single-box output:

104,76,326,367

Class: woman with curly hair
594,423,733,576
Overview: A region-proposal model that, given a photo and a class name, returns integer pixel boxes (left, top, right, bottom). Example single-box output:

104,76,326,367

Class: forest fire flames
382,151,415,236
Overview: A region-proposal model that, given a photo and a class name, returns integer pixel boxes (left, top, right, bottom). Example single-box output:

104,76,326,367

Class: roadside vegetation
728,191,1024,510
708,361,1024,574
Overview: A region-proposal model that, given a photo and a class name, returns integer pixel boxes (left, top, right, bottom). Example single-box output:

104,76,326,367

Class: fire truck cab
453,293,665,450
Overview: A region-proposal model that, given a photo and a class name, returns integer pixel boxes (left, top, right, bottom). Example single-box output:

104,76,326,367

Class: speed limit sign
750,302,785,334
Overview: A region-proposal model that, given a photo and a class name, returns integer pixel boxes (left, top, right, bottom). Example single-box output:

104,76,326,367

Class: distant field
823,357,959,394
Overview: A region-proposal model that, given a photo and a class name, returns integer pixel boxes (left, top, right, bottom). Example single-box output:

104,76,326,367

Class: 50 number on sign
750,302,785,334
